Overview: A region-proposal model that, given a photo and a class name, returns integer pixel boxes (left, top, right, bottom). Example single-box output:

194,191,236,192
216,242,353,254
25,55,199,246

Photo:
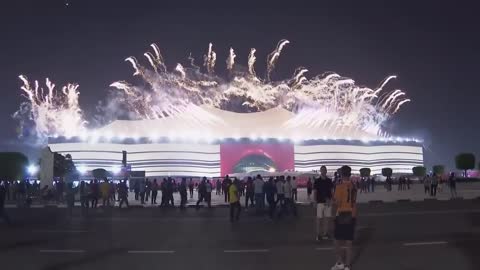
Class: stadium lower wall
48,142,423,177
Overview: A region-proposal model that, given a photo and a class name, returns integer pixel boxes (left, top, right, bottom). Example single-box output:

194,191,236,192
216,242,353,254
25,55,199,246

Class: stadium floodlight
27,164,38,175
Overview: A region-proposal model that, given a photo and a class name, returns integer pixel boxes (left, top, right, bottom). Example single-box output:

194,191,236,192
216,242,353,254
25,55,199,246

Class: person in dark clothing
196,177,207,209
0,181,12,226
56,180,64,203
215,179,222,195
134,180,140,201
90,180,99,208
118,180,129,208
160,178,167,206
244,177,255,209
431,175,439,197
180,178,188,208
188,179,194,198
66,182,76,217
151,179,159,204
223,175,231,202
205,179,213,208
314,166,334,240
264,177,276,219
167,178,174,206
79,181,89,214
449,172,457,198
145,178,151,202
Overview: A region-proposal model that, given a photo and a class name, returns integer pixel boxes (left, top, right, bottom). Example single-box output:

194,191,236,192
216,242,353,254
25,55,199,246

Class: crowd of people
0,165,468,270
423,172,457,198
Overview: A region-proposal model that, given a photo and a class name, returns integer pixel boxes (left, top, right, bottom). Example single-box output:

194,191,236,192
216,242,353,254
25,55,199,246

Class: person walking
370,177,376,193
291,176,298,201
205,179,212,208
109,181,116,203
283,176,297,217
331,166,357,270
66,182,76,217
133,179,140,201
151,179,159,204
264,177,276,219
180,178,188,208
118,180,129,209
229,178,241,222
254,175,265,213
160,178,168,206
0,181,12,226
244,177,255,209
431,175,439,197
223,175,231,203
79,181,89,214
448,172,457,199
145,178,151,203
214,179,220,195
167,178,174,206
423,176,431,195
314,166,334,241
101,179,110,207
139,179,146,205
188,178,194,199
91,179,99,208
275,176,285,213
196,177,207,209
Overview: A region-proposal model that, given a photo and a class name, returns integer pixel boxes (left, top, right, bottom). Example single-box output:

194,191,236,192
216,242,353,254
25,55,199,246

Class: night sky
1,0,479,170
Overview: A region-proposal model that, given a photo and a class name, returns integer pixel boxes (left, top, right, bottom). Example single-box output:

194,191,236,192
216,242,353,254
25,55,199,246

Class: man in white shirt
253,175,265,213
291,176,298,201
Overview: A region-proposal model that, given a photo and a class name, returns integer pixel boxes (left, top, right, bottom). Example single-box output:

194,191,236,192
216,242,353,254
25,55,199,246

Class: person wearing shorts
331,165,357,270
313,165,333,240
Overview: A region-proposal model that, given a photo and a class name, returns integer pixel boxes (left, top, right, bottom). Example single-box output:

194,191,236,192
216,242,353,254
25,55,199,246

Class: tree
0,152,29,181
53,152,66,178
432,165,445,176
381,168,393,178
359,168,371,178
412,166,427,177
455,153,475,177
53,152,79,182
92,168,108,180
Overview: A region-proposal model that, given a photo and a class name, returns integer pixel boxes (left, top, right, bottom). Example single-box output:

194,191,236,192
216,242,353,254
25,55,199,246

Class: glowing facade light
77,165,88,175
27,164,38,175
111,166,121,174
268,167,276,173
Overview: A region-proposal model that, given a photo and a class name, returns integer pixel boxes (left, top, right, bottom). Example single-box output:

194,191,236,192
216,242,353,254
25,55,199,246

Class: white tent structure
48,106,424,177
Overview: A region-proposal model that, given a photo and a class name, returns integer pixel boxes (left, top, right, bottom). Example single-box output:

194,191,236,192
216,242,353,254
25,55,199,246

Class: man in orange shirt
331,166,357,270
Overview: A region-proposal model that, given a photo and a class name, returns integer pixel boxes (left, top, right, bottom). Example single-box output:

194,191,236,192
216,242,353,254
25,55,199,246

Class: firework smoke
15,40,410,141
14,75,86,141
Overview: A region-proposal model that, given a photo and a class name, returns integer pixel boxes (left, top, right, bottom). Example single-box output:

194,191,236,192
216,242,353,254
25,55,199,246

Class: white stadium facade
47,106,424,178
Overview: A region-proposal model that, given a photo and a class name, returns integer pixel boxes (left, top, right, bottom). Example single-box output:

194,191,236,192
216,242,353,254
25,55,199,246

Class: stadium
47,105,424,178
